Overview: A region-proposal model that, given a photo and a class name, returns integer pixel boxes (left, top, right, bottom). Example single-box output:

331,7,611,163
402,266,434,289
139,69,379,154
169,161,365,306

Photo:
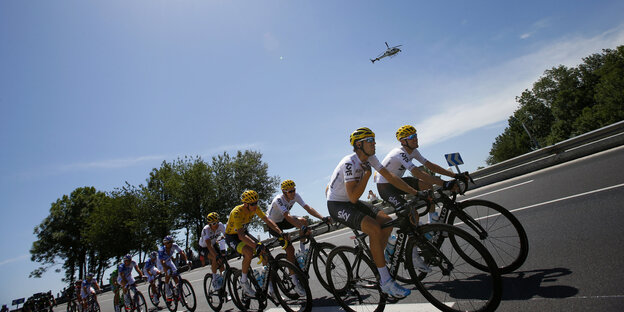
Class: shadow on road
502,267,578,300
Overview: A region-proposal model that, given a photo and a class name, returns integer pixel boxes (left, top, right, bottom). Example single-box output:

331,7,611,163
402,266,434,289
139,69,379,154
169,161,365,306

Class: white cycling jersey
374,147,428,184
267,193,307,223
199,222,226,248
117,261,137,285
327,153,384,202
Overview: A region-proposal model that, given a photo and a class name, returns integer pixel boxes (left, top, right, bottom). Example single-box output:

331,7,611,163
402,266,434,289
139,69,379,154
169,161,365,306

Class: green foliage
488,46,624,164
31,150,278,283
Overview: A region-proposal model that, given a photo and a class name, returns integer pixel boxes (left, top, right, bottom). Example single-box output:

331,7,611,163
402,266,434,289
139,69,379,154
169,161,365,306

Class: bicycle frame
434,190,489,240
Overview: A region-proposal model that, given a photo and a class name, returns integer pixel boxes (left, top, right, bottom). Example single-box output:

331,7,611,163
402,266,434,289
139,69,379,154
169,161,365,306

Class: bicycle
161,264,197,312
66,296,79,312
325,195,503,312
274,220,337,292
231,236,313,312
203,252,239,311
121,283,147,312
83,293,100,312
413,173,529,274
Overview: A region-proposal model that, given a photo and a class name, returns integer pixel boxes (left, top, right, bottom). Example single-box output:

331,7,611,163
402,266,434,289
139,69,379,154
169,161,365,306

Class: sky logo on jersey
337,209,351,222
345,163,353,176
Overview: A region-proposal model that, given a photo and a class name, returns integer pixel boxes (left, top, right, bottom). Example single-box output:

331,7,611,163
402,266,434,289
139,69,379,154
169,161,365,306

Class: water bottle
384,234,397,263
296,250,306,270
254,267,265,287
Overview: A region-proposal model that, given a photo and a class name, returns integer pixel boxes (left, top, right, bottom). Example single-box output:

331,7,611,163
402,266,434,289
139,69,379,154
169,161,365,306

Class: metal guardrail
470,120,624,188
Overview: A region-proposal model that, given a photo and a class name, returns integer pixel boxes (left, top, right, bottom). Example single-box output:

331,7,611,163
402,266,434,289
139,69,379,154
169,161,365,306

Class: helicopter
370,42,402,63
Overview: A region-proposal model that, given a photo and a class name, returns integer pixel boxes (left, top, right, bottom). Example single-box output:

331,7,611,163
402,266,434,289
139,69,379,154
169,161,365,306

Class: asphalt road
55,145,624,311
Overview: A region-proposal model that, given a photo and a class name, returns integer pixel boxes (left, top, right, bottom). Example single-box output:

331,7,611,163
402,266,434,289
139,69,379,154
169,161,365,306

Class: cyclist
72,280,82,311
224,190,297,297
375,125,465,223
109,268,121,312
80,273,101,311
326,127,424,299
268,179,330,253
143,251,162,305
117,254,145,307
158,235,191,298
200,212,228,290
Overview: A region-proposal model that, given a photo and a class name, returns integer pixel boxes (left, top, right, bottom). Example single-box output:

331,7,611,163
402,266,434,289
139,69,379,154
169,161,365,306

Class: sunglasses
249,202,258,206
358,137,375,143
405,133,418,140
286,189,296,194
209,222,218,226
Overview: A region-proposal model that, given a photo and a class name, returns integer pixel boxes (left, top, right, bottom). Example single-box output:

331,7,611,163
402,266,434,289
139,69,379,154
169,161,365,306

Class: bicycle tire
405,223,502,312
270,259,312,312
203,273,224,311
231,269,267,311
179,279,197,312
147,283,159,307
89,297,100,312
132,290,147,312
162,282,178,312
448,199,529,274
312,242,336,292
326,246,385,312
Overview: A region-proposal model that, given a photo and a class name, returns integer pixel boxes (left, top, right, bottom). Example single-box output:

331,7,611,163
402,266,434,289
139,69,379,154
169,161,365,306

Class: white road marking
464,180,534,200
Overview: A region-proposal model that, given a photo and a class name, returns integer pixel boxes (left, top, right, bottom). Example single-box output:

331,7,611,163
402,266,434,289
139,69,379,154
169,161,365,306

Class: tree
488,45,624,165
30,187,108,283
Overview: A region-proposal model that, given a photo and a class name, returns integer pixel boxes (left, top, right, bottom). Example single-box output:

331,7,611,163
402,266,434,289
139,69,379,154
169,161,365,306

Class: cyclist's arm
302,204,324,220
409,167,444,187
261,215,283,235
134,264,145,278
345,170,372,203
206,239,218,257
236,227,258,246
378,167,419,195
424,161,457,179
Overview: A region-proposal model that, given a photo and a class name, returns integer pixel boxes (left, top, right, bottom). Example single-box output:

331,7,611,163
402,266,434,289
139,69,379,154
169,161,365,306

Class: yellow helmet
396,125,417,141
281,179,296,191
349,127,375,146
206,212,219,223
241,190,259,204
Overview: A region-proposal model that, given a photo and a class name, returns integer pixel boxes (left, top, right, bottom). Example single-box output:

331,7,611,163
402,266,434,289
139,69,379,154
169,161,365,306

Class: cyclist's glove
255,242,267,255
300,225,309,234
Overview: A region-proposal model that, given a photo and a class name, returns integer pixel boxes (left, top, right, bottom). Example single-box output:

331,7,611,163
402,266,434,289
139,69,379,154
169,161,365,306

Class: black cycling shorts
376,177,420,208
268,219,296,237
327,200,381,230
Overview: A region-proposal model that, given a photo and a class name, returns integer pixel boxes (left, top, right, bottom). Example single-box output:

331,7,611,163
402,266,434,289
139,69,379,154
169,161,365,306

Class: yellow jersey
225,204,267,235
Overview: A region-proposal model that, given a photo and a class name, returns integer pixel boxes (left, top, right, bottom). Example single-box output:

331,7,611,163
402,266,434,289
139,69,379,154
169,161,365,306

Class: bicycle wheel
405,223,502,312
270,259,313,312
89,298,100,312
132,290,147,312
312,242,336,292
179,279,197,312
326,246,385,312
147,284,159,307
203,273,224,311
231,269,267,312
162,282,178,312
448,199,529,274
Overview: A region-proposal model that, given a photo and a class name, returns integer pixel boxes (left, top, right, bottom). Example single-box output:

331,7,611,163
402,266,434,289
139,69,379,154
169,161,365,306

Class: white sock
300,242,306,252
378,267,391,285
241,273,248,283
213,273,218,278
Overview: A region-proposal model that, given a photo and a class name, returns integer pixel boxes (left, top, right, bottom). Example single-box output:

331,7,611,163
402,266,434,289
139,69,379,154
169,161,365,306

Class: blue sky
1,0,623,305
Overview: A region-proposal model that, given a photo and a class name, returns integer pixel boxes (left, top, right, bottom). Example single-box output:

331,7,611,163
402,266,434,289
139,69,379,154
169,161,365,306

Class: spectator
1,304,9,312
367,190,379,203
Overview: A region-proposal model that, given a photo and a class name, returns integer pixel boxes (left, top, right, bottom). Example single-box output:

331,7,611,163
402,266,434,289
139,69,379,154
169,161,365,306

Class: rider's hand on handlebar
255,242,267,255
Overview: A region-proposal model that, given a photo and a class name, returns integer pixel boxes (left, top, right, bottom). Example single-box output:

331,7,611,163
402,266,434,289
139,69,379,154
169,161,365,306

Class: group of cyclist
70,124,466,310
